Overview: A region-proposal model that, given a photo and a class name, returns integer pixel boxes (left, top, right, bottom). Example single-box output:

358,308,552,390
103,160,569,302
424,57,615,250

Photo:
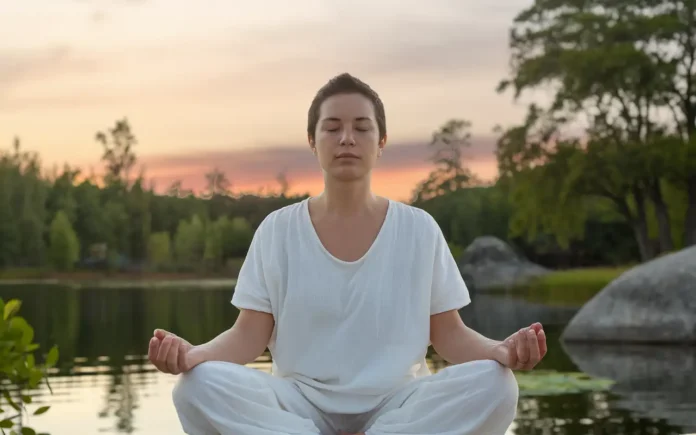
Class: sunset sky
0,0,545,201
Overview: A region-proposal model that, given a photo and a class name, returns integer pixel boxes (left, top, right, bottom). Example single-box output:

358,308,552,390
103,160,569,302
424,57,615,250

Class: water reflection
563,342,696,433
1,284,692,434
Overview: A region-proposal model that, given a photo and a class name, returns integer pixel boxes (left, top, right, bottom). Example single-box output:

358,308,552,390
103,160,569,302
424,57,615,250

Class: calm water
2,283,695,435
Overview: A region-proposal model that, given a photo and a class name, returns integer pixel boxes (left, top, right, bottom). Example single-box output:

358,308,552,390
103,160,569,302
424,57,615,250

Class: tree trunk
632,187,654,261
613,190,654,262
647,179,674,254
684,175,696,247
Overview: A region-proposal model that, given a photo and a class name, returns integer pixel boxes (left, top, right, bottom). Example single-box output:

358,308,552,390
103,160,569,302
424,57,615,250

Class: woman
148,73,547,435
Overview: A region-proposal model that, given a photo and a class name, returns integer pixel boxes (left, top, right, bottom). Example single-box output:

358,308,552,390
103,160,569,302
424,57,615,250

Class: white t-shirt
231,198,471,413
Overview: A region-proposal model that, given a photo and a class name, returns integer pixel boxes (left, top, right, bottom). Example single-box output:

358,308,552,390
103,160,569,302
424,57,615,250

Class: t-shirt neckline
302,197,393,265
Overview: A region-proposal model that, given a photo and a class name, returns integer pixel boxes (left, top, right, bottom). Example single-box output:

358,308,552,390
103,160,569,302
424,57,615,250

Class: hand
494,322,547,371
148,329,202,374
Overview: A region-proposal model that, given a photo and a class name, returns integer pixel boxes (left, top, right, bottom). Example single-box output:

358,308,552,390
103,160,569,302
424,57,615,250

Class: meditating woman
148,73,547,435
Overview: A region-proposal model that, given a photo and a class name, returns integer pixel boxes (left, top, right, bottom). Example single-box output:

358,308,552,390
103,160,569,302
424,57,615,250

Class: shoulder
389,200,440,232
253,199,306,238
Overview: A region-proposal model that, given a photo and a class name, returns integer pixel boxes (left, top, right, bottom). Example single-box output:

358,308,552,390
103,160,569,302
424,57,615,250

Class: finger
531,323,543,334
538,328,548,357
516,329,529,367
167,338,180,374
154,329,171,341
526,328,541,368
148,337,160,364
156,336,173,373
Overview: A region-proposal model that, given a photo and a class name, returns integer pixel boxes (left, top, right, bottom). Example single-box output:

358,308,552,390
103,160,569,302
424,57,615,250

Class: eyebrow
321,117,372,122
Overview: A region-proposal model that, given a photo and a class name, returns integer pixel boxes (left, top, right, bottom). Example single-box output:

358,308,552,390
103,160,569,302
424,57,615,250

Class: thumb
154,329,173,340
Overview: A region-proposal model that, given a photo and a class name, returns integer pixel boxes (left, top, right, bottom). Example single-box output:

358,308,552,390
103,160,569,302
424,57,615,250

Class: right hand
148,329,202,374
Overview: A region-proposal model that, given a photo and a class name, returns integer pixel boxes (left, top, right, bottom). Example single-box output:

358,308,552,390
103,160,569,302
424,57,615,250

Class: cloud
136,135,498,196
0,46,102,100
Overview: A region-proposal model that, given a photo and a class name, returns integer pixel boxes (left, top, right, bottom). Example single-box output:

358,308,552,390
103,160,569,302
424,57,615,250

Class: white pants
172,359,518,435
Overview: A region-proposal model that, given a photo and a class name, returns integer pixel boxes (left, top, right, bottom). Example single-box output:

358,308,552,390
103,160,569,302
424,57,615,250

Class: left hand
494,322,547,370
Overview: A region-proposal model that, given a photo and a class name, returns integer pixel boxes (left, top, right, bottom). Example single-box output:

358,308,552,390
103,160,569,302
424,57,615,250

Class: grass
535,266,631,291
512,266,632,307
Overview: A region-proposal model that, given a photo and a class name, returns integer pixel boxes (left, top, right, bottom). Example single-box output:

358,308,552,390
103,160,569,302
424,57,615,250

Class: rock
562,245,696,344
457,236,550,291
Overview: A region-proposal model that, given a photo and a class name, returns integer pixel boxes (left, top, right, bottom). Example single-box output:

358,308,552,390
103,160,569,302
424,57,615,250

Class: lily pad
515,370,615,396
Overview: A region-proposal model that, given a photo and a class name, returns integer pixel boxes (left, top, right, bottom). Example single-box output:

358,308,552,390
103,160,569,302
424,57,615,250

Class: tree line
0,122,302,274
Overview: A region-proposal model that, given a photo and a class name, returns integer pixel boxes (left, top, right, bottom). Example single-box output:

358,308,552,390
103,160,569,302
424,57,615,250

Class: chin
328,166,371,182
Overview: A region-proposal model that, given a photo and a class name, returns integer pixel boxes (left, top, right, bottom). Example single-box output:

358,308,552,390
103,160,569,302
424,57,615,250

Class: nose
340,129,355,146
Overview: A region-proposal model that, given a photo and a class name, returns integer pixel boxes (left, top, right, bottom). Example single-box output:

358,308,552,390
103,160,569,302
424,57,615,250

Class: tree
497,0,696,254
222,217,254,259
412,119,480,202
95,118,138,186
49,210,80,271
174,215,206,270
147,232,172,271
202,168,231,198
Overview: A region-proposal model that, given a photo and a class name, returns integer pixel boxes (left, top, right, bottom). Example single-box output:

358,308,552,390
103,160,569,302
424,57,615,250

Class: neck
317,175,377,216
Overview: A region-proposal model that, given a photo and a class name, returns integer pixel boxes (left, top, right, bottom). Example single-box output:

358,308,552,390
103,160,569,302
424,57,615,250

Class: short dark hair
307,73,386,142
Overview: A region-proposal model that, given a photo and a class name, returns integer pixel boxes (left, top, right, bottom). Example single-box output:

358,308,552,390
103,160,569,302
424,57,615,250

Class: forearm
432,322,502,365
195,325,268,366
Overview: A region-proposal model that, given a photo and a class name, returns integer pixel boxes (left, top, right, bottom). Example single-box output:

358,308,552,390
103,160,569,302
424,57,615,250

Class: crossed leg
172,361,333,435
359,360,519,435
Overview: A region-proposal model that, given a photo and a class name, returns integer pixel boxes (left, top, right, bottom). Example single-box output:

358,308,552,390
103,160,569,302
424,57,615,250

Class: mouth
336,153,360,159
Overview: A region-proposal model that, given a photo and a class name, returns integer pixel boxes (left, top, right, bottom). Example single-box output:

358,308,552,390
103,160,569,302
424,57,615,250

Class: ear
379,134,387,149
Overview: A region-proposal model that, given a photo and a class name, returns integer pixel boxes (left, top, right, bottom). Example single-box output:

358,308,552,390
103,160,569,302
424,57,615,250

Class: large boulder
562,245,696,343
458,236,549,291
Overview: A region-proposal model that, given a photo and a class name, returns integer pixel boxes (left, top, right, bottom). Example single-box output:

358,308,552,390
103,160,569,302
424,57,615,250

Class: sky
0,0,541,201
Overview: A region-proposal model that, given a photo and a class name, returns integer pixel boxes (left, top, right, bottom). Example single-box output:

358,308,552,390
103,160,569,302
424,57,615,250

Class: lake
2,283,695,434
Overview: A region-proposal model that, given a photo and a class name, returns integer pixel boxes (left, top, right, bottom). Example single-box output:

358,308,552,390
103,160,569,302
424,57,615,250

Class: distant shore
0,268,238,288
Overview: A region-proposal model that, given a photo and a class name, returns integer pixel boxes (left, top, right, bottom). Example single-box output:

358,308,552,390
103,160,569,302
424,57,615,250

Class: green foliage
0,298,58,434
496,0,696,257
174,215,206,270
48,211,80,272
223,217,254,259
147,232,173,271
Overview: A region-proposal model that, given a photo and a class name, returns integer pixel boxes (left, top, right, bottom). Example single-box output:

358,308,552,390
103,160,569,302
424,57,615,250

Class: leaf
32,406,49,416
2,391,20,412
21,395,31,405
515,370,615,396
0,419,13,428
21,428,36,435
3,300,21,320
45,346,59,368
9,317,33,347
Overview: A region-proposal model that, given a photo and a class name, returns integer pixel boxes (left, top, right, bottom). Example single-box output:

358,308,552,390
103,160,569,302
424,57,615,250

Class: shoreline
0,270,238,289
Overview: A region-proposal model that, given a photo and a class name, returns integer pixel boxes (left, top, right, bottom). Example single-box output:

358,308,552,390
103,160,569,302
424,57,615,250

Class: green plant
0,298,58,435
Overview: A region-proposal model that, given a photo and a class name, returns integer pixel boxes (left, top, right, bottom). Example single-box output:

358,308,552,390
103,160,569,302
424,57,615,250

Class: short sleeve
231,218,272,313
429,216,471,315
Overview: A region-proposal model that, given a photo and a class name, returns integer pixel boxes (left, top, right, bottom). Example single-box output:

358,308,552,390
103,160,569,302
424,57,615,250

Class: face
309,93,386,182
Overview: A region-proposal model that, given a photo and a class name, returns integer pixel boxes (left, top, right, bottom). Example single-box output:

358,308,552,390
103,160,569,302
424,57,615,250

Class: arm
191,309,274,366
430,309,547,370
430,309,501,365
